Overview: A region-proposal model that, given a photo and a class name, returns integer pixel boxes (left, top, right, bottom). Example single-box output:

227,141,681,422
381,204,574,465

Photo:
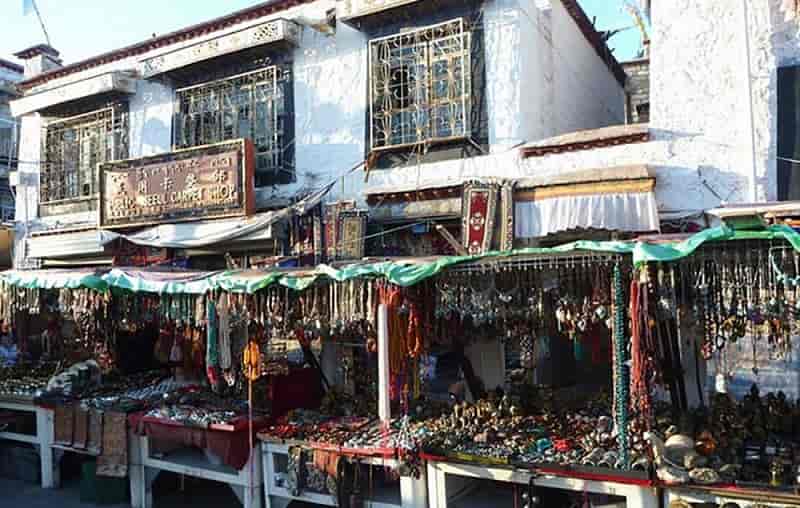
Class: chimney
13,44,62,80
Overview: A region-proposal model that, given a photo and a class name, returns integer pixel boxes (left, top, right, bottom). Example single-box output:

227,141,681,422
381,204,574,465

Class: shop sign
99,139,254,228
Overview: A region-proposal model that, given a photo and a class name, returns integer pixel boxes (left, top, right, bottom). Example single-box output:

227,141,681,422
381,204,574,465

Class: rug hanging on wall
461,182,499,255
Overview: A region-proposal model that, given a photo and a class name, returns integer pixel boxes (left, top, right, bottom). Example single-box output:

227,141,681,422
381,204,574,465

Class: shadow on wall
768,0,799,202
716,334,800,400
483,0,525,148
129,82,174,158
140,117,170,156
288,28,366,202
647,128,752,211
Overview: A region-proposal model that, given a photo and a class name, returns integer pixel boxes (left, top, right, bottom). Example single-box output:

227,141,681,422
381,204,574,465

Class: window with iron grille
41,105,128,204
369,19,472,151
173,66,292,187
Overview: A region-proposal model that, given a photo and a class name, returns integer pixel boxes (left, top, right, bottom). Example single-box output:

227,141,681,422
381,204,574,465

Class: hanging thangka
461,181,499,255
324,201,355,261
292,204,324,266
338,210,368,260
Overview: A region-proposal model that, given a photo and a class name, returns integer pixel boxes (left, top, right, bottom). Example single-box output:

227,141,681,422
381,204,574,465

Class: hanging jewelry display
611,263,630,468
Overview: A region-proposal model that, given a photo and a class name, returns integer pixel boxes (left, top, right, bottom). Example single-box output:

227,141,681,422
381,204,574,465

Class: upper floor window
173,65,292,187
368,19,472,151
0,119,16,166
41,105,128,204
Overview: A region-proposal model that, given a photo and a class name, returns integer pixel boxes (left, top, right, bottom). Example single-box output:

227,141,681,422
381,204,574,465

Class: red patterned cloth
128,412,269,470
267,368,323,418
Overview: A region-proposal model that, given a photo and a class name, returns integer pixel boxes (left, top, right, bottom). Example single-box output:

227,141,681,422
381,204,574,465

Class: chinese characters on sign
100,140,254,228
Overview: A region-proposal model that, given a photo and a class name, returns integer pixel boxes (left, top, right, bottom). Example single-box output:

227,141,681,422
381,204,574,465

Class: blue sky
0,0,642,67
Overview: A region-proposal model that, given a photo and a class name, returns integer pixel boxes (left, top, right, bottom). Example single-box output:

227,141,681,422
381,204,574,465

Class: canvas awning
6,225,800,293
99,182,330,249
27,229,107,260
514,165,659,238
26,184,331,259
99,212,283,249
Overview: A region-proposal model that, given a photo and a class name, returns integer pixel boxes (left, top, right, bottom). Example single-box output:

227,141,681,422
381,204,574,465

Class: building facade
0,58,22,223
516,0,800,224
9,0,627,267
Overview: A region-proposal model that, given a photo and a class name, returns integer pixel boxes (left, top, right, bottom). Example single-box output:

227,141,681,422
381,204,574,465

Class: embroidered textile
96,411,128,478
499,182,515,251
87,409,104,455
54,403,74,446
462,182,498,255
338,211,368,260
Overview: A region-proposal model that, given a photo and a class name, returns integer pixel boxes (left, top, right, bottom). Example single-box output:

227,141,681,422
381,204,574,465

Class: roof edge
18,0,312,91
522,125,650,158
0,58,23,75
558,0,627,87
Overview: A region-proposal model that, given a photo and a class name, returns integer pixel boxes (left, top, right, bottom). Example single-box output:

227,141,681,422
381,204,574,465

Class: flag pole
30,0,52,47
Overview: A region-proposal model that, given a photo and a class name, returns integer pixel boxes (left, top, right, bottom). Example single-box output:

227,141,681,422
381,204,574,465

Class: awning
514,166,660,238
26,183,331,259
102,267,221,294
10,71,137,116
140,19,300,78
98,182,330,249
0,268,108,291
99,212,282,249
6,225,800,292
27,229,106,260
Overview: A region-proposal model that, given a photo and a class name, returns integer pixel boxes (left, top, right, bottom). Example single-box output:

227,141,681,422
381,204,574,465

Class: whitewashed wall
648,0,800,206
550,0,625,134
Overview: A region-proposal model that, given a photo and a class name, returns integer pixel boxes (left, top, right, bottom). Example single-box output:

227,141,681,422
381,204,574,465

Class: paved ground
0,477,325,508
0,476,245,508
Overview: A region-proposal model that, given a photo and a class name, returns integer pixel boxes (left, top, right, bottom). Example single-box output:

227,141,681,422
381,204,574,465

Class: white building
0,58,22,223
8,0,629,267
517,0,800,226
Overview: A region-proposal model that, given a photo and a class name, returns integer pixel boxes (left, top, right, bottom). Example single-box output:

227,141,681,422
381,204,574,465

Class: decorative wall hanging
324,201,356,261
461,182,499,255
498,181,515,251
96,411,129,478
338,210,368,261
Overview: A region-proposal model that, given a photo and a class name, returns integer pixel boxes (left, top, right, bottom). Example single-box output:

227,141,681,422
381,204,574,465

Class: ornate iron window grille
369,18,472,151
41,105,128,204
173,65,291,186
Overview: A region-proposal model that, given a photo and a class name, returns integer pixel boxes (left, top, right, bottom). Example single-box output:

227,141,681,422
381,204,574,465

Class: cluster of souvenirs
2,225,800,507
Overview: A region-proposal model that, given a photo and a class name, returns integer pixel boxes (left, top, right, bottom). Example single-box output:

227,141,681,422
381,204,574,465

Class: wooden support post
377,303,391,422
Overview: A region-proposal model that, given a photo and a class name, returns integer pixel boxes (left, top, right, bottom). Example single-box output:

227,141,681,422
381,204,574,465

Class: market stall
1,224,799,507
632,239,800,507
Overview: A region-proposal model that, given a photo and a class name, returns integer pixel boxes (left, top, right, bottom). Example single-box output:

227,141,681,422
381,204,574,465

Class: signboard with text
99,139,254,229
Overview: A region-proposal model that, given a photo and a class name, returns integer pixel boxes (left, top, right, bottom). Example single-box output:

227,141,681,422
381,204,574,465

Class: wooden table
425,459,659,508
0,398,59,488
665,485,800,507
129,424,263,508
261,441,427,508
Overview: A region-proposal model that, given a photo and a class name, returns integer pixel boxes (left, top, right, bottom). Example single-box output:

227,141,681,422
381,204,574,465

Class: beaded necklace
611,264,629,468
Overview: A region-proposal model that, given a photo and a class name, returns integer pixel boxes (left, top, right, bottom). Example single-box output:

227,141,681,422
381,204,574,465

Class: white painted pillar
37,407,59,488
377,303,391,422
401,469,428,508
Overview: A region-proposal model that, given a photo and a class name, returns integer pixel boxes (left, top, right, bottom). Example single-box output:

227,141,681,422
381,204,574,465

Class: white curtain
514,191,659,238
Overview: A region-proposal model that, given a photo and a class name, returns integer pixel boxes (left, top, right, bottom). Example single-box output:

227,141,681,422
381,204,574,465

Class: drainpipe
742,0,759,202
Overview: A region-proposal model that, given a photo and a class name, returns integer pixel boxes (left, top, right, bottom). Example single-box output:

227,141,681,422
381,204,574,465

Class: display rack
129,433,263,508
664,485,800,507
425,460,658,508
0,400,59,488
261,442,427,508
